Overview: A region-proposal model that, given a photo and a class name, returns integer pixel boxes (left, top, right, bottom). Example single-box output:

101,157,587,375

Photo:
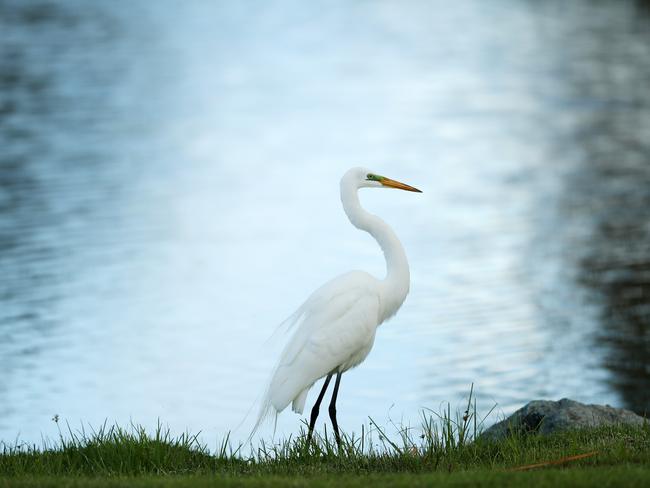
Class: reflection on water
542,2,650,415
560,14,650,414
1,0,649,445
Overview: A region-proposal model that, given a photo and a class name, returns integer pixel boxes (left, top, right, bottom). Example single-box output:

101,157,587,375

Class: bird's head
349,167,422,193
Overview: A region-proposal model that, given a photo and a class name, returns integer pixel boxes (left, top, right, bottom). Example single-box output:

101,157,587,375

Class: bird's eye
366,174,375,181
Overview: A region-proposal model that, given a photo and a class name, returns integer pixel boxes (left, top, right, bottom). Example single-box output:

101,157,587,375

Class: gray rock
480,398,646,441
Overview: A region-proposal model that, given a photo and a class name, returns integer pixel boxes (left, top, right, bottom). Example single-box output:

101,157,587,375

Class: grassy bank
1,408,648,486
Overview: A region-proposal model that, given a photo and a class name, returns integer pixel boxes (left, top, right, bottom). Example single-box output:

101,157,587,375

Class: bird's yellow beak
380,177,422,193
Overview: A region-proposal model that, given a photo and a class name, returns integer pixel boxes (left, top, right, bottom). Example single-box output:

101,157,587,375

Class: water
1,0,649,447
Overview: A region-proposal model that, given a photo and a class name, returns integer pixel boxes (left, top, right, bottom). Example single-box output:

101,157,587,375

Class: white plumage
253,167,421,440
270,271,380,415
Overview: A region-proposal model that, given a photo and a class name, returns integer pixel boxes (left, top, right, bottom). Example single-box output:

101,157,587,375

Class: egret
255,167,421,446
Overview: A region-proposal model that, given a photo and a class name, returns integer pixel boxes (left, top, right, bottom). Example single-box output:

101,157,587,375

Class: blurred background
1,0,649,448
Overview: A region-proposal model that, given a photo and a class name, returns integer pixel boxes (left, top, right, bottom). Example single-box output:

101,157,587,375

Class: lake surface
1,0,649,448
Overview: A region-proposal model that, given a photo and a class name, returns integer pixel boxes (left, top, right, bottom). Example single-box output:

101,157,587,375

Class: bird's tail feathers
247,390,278,444
250,302,310,443
263,306,306,348
233,392,258,436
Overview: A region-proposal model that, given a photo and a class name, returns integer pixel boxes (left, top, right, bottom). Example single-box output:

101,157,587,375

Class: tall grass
0,420,243,476
1,387,648,477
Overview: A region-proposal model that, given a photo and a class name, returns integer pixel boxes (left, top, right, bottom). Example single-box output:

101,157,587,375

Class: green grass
1,395,649,487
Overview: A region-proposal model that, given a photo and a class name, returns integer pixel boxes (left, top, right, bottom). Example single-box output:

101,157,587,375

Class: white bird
254,167,421,445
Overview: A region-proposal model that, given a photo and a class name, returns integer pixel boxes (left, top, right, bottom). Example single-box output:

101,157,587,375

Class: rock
480,398,646,441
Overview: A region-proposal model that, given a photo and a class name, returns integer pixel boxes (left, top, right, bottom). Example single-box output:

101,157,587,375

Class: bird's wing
270,270,370,336
251,271,381,434
266,272,381,413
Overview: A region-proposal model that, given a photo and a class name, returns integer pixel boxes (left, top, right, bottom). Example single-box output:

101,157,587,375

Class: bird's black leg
328,371,343,447
307,373,333,443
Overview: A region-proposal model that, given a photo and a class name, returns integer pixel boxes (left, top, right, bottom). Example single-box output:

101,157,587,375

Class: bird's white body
255,167,415,430
269,270,380,414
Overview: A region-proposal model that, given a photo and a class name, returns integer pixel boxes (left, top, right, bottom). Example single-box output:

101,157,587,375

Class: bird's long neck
341,181,410,321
